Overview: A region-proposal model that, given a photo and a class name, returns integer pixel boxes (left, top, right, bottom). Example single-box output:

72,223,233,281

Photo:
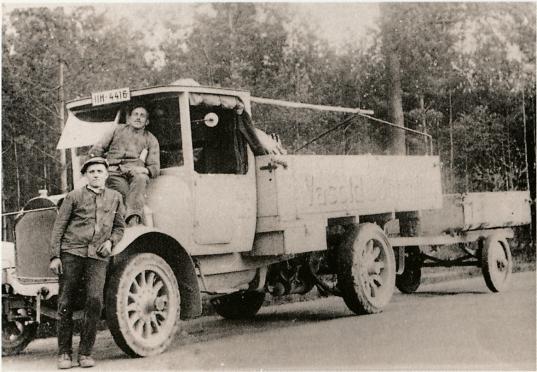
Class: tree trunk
386,50,405,154
381,4,406,155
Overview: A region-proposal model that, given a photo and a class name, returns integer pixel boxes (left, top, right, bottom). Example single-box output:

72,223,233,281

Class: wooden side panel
420,191,531,235
462,191,531,230
256,154,443,233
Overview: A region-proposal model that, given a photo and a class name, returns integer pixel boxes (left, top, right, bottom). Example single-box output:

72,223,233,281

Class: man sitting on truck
88,105,160,226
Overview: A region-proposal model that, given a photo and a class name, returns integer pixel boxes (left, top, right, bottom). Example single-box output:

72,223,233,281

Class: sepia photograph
1,1,535,370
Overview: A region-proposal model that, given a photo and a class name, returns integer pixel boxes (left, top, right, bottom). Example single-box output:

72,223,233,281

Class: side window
191,107,248,175
147,100,183,169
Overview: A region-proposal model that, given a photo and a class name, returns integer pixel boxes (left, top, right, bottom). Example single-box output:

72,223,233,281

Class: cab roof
66,84,250,111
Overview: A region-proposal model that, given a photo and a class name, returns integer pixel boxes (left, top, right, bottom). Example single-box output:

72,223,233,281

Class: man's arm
110,196,126,247
49,193,74,260
145,135,160,178
88,127,116,158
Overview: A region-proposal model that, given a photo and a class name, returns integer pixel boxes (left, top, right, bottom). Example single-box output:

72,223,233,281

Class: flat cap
81,156,109,174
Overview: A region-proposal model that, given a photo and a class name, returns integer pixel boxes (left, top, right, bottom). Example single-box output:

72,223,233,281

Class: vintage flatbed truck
2,82,531,357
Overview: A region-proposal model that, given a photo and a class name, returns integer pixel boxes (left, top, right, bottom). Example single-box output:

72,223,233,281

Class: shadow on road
412,290,487,297
167,302,357,349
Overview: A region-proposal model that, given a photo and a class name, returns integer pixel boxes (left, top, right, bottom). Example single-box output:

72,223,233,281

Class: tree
379,3,405,154
2,6,153,216
159,3,289,93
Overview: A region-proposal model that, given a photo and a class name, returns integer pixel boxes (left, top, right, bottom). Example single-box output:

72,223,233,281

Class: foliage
1,3,535,224
2,7,154,214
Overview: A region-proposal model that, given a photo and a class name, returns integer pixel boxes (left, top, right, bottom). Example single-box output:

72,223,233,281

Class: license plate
91,87,130,106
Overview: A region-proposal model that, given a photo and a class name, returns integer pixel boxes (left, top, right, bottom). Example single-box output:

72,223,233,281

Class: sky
2,2,380,49
291,3,379,47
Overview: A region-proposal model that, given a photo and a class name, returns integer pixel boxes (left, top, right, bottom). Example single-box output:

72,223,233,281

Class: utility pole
522,89,530,195
13,140,21,210
449,91,454,190
59,60,68,193
521,88,535,247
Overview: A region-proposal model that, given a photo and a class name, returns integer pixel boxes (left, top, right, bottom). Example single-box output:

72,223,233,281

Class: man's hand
128,166,149,176
97,240,112,258
49,258,63,275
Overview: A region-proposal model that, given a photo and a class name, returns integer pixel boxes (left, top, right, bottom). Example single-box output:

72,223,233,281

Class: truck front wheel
210,291,265,319
337,223,396,315
106,253,180,357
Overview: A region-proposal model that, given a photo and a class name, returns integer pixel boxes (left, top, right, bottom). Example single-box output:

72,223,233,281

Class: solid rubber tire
337,223,396,315
396,266,421,294
2,319,37,356
396,246,422,294
211,291,265,320
481,235,512,293
106,253,181,357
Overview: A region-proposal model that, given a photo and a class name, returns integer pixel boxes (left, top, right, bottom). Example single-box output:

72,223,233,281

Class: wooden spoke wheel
337,223,396,314
106,253,180,357
481,235,513,293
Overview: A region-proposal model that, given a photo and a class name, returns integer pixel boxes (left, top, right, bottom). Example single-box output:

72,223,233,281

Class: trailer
390,191,530,293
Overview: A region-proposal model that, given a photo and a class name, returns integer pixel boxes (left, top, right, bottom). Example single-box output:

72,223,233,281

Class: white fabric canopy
56,111,119,149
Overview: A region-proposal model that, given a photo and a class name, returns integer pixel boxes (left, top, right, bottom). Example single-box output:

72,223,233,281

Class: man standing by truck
49,157,125,369
88,105,160,226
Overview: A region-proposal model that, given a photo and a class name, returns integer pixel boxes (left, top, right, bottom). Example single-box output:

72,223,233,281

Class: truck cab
62,84,259,255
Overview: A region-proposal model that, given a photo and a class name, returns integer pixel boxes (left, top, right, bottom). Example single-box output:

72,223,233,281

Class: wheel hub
154,297,166,312
491,244,508,275
359,239,387,298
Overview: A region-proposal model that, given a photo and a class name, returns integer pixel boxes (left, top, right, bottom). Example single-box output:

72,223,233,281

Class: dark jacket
50,186,125,261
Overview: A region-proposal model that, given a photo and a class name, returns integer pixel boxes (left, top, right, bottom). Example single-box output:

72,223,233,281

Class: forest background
1,3,535,251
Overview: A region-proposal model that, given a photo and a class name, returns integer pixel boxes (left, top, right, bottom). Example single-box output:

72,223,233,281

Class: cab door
192,149,256,248
180,94,256,251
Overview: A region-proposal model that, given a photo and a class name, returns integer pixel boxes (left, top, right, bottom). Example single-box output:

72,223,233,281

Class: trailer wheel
396,246,422,294
481,235,512,293
337,223,396,314
210,291,265,319
2,318,37,356
106,253,180,357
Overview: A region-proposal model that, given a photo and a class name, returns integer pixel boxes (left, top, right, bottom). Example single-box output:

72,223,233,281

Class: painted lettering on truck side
302,173,425,213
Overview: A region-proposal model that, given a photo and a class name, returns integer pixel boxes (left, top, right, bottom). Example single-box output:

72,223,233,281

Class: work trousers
106,171,149,222
57,253,107,356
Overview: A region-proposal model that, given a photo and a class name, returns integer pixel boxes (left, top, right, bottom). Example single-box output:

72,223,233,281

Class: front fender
112,225,162,256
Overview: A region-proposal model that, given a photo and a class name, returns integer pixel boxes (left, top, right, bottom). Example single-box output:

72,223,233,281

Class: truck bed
252,154,442,255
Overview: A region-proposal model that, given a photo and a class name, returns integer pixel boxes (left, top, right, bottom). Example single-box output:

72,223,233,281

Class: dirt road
3,271,535,370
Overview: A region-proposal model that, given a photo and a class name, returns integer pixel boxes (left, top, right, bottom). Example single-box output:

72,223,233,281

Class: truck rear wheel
395,246,422,294
337,223,396,314
106,253,180,357
2,318,37,356
481,235,512,293
210,291,265,319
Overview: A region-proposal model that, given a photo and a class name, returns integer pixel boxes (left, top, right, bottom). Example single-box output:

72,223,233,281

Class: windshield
66,93,184,172
61,89,265,188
